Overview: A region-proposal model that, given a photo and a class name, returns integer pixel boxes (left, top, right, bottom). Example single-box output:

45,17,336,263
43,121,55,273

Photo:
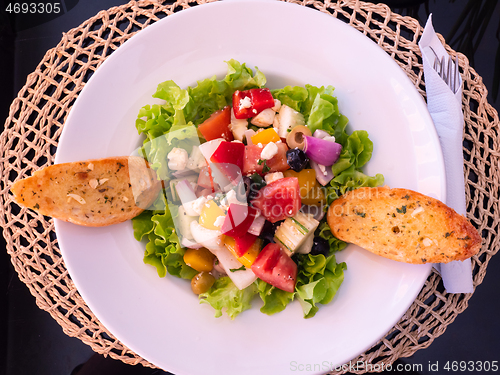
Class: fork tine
440,56,447,83
454,55,461,93
447,56,454,92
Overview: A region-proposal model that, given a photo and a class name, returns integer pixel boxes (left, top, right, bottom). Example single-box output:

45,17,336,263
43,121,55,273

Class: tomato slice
242,143,290,176
232,88,275,119
235,232,258,257
221,203,258,238
251,177,301,223
251,243,297,293
198,106,233,141
197,165,215,190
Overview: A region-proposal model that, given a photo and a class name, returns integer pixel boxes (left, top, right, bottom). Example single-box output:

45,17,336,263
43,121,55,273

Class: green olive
191,272,216,294
286,125,312,149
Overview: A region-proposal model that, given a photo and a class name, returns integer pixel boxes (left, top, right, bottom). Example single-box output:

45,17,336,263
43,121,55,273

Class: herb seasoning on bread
327,186,481,264
11,156,161,227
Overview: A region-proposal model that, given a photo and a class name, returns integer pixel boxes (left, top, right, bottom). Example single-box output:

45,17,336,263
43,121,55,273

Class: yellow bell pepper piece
183,247,215,272
251,128,280,145
284,169,318,199
199,200,225,230
223,236,261,268
301,186,326,206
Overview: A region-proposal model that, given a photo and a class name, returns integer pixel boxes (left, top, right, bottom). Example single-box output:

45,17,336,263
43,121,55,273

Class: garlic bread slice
327,186,481,264
11,156,161,227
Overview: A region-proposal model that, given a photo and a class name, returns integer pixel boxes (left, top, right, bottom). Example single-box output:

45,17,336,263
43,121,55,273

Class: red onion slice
303,135,342,166
248,213,265,236
313,129,330,139
310,160,333,186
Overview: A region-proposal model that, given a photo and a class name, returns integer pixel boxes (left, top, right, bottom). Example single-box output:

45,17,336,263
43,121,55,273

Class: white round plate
55,1,445,374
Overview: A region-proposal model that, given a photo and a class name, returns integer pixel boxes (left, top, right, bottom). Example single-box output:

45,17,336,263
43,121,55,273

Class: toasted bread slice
11,156,161,227
327,186,481,264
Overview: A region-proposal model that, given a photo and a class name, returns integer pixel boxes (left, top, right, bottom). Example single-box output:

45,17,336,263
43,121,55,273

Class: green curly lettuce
132,205,197,280
199,276,258,319
294,253,347,318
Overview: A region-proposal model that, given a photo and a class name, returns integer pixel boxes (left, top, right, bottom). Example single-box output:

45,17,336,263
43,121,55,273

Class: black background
1,1,499,375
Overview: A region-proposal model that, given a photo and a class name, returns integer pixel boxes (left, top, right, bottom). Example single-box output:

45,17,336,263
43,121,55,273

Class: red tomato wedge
221,203,258,238
251,177,301,223
235,232,258,257
197,166,215,191
232,88,275,119
251,243,297,293
198,106,233,141
242,143,290,176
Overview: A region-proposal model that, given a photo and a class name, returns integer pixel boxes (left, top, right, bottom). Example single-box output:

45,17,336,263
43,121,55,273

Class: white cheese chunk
239,96,252,110
260,142,278,160
214,215,225,228
264,172,284,184
167,147,188,171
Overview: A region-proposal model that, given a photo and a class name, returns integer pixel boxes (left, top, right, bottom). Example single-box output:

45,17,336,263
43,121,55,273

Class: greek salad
132,60,384,319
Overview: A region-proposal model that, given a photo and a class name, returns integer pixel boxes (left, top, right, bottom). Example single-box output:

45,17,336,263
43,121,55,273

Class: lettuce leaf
317,221,347,253
257,279,294,315
132,204,197,280
331,130,373,175
136,59,266,140
132,210,155,241
294,253,347,318
200,276,258,319
271,84,349,143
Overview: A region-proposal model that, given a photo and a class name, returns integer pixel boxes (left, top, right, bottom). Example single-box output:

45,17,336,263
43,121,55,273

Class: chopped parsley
230,265,246,272
262,161,270,173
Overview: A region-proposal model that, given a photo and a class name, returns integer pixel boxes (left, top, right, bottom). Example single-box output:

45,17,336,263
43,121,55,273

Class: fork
429,46,461,94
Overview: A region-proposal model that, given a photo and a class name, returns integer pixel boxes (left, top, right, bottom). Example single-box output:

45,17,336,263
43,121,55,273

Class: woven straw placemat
1,0,499,373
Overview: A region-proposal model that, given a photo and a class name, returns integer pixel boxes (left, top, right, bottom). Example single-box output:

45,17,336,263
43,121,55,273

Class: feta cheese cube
239,96,252,110
264,172,284,184
167,147,188,171
214,215,225,228
260,142,278,160
188,196,208,216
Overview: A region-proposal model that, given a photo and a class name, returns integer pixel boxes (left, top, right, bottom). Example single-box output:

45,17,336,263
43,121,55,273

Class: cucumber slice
274,211,319,256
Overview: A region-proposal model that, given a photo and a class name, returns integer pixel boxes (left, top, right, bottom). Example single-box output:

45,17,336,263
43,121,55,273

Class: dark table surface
1,1,499,375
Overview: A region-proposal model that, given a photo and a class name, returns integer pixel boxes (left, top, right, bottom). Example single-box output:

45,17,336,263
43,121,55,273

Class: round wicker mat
1,0,499,373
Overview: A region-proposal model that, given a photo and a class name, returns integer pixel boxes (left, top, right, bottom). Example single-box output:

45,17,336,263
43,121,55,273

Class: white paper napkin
419,15,473,293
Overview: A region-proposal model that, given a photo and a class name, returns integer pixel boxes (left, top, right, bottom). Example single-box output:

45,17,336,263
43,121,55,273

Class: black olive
246,173,266,203
260,220,283,244
286,148,309,172
310,236,330,256
291,253,302,266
